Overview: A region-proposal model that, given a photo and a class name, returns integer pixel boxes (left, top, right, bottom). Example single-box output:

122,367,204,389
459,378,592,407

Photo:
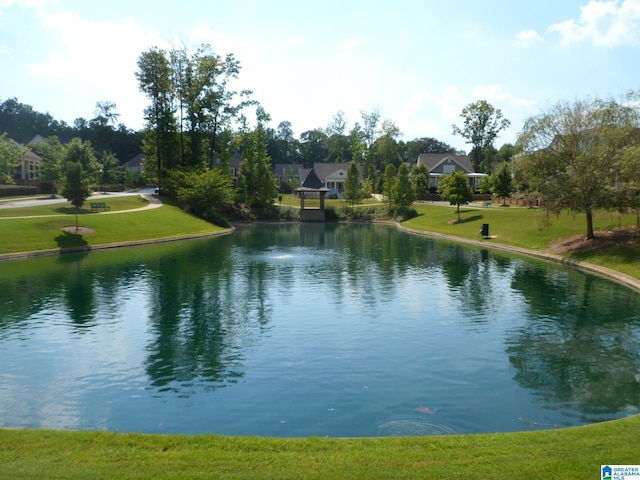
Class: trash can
481,223,490,237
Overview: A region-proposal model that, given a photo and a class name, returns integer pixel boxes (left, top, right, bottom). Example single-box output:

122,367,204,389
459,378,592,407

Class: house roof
301,162,364,183
417,154,475,174
124,153,146,169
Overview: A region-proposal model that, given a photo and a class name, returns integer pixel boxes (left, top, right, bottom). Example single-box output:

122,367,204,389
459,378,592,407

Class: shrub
0,185,39,197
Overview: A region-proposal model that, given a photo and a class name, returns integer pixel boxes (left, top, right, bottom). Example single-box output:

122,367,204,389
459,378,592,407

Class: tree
452,100,510,173
177,167,233,219
344,160,363,208
391,163,415,213
60,139,99,232
369,120,402,176
401,137,456,163
618,145,640,226
99,151,119,193
411,162,430,199
237,107,277,208
492,161,513,205
438,170,473,222
31,135,66,195
0,133,23,184
136,47,179,190
516,95,640,239
383,163,396,210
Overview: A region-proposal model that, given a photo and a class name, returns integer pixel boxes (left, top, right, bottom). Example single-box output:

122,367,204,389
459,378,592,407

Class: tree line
4,41,640,240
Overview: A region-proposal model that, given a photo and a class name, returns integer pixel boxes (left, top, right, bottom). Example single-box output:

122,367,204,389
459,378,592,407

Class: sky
1,0,640,152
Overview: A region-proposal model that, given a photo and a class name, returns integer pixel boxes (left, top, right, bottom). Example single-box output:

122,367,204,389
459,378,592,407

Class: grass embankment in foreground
0,196,226,255
2,415,639,479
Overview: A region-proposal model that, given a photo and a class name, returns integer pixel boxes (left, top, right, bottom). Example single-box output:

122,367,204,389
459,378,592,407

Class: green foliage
492,161,513,202
176,167,234,220
452,99,510,173
478,174,493,194
31,135,65,194
237,108,278,208
0,133,22,184
0,184,39,197
98,151,119,192
343,160,363,207
516,94,640,239
411,162,430,199
60,138,99,209
438,170,473,221
383,163,395,209
391,163,415,213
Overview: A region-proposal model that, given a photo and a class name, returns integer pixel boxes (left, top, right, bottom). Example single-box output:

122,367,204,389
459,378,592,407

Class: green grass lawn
0,195,148,218
2,415,638,479
2,196,640,478
0,196,226,255
405,202,640,278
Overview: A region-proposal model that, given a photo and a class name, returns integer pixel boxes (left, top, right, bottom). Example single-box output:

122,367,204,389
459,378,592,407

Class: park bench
90,202,110,212
483,200,492,207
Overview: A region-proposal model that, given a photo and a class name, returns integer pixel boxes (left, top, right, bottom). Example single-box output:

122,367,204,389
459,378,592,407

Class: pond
1,223,639,437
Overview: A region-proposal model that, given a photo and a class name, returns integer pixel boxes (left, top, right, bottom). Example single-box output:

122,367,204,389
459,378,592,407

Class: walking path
0,191,162,220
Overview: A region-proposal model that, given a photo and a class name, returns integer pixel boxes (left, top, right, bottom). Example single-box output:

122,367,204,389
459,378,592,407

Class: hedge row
0,185,40,197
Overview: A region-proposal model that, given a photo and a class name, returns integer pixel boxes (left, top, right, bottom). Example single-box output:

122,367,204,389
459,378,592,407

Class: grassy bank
2,415,639,479
405,202,640,278
0,196,226,256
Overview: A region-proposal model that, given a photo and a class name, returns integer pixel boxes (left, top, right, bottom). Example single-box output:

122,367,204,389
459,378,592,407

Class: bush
0,185,39,197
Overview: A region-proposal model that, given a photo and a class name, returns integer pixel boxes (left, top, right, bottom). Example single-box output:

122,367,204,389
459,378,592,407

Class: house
2,136,41,185
300,162,364,199
124,153,146,174
416,153,486,191
274,163,304,185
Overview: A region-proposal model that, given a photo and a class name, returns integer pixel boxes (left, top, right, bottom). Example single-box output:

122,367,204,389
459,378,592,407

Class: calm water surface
1,223,639,437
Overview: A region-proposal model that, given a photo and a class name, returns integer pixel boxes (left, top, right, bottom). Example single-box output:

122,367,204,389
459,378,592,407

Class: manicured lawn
2,415,639,479
0,195,148,217
405,202,640,278
0,197,226,255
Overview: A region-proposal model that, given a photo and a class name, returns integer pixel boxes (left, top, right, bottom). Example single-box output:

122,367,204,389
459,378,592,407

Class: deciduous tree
391,163,415,213
344,160,363,208
438,170,473,222
0,133,23,184
60,138,99,231
452,100,510,173
491,161,513,205
516,95,640,239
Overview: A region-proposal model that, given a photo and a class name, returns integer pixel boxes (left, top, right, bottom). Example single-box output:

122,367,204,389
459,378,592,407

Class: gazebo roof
301,168,323,189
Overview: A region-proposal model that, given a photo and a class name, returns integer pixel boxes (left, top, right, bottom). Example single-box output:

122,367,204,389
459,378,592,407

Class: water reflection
0,224,639,435
507,263,640,421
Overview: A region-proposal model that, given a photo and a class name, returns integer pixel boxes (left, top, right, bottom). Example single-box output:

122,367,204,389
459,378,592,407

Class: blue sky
1,0,639,151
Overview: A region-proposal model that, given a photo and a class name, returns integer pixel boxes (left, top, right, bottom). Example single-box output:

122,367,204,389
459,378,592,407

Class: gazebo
296,168,329,222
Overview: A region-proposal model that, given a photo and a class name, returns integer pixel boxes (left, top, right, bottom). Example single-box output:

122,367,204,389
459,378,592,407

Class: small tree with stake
61,139,99,233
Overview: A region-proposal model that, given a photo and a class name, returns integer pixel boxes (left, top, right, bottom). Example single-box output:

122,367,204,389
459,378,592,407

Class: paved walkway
0,191,162,220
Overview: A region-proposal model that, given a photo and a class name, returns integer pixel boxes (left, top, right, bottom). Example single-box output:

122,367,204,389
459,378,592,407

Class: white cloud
337,38,364,50
0,0,53,14
515,29,544,47
472,85,537,109
25,9,160,128
549,0,640,46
